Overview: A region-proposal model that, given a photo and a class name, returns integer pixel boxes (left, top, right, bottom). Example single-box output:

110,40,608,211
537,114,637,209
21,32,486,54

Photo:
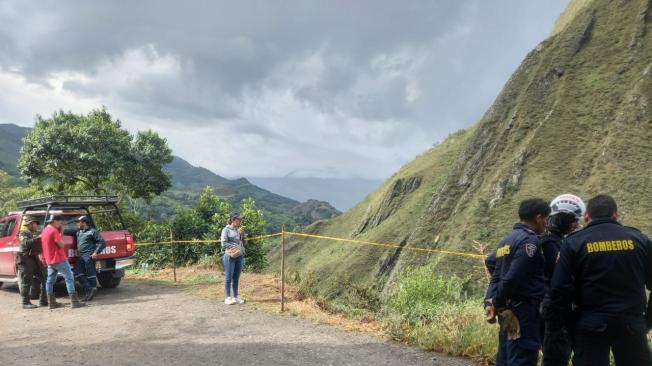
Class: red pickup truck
0,196,135,295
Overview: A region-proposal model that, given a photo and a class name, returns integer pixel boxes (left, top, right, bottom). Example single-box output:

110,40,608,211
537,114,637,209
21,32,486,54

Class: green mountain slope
0,124,339,230
275,0,652,301
166,156,232,192
0,124,27,177
145,158,339,229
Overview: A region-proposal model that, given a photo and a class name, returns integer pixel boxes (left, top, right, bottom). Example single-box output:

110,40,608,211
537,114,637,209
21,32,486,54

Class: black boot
39,294,48,307
39,277,48,307
85,288,97,302
48,295,61,309
20,284,36,309
22,296,37,309
70,293,86,308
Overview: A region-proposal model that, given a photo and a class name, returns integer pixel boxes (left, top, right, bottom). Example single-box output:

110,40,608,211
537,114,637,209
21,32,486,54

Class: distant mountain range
155,157,341,229
248,177,382,211
0,123,340,230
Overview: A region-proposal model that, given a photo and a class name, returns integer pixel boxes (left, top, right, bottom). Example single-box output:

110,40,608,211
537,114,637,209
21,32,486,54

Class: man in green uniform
16,217,48,309
74,216,105,301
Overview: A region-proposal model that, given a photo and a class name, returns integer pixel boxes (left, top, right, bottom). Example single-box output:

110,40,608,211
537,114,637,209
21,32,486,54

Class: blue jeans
46,261,76,296
74,252,97,290
223,255,244,298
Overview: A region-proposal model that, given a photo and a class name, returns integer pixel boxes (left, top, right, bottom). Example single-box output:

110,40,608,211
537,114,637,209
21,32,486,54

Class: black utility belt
508,298,541,307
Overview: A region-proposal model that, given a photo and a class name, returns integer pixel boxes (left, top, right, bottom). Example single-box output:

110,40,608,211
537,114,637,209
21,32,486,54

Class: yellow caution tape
285,231,485,259
134,230,483,259
134,232,282,247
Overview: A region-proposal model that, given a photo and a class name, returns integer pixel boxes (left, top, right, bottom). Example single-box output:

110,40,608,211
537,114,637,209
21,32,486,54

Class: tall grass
290,264,499,364
386,265,497,365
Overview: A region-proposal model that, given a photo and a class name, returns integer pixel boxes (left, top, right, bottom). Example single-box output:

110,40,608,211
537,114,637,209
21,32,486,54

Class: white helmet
550,194,586,219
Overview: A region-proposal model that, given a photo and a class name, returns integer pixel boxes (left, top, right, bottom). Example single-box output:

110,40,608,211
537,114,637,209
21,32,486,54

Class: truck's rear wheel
98,272,122,288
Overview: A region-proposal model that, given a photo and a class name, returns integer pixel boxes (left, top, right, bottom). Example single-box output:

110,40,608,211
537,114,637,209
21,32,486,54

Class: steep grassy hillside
274,0,652,302
269,128,478,299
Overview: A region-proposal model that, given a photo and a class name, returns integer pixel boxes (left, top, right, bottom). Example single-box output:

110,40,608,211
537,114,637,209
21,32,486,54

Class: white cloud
0,70,97,125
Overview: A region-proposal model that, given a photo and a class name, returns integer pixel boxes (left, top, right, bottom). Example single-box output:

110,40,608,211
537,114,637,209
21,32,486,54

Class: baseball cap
23,217,40,225
75,216,92,224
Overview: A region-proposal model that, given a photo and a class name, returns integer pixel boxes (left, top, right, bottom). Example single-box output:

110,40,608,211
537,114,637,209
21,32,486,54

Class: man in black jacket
487,198,551,366
547,194,652,366
540,194,585,366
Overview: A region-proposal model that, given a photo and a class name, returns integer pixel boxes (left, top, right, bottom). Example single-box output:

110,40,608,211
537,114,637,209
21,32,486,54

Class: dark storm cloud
0,1,473,122
0,0,569,178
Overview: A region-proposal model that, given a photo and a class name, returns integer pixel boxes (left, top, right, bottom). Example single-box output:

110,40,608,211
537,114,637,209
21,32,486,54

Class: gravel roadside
0,280,471,366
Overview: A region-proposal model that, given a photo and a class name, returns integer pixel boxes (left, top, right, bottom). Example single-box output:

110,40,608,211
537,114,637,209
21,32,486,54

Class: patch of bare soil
128,265,387,336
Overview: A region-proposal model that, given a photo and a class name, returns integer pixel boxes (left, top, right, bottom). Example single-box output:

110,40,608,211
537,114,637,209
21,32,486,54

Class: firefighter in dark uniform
547,194,652,366
15,217,48,309
540,194,585,366
486,198,551,366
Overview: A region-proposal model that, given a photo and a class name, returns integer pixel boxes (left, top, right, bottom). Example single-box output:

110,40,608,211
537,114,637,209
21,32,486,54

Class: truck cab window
0,219,17,238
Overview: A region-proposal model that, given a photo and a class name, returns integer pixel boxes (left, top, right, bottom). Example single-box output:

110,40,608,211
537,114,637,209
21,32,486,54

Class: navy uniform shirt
484,251,498,302
548,218,652,322
541,231,563,290
539,232,566,324
488,223,545,308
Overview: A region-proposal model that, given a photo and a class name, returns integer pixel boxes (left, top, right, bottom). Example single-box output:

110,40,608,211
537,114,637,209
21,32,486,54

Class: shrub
387,265,464,323
133,188,269,271
386,264,497,364
386,300,497,364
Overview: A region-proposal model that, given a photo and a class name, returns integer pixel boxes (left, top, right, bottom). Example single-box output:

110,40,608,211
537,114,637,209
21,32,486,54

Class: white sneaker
224,297,235,305
234,297,245,304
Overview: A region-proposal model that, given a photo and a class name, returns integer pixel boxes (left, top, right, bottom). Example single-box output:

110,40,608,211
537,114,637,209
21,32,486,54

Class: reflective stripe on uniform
0,247,20,253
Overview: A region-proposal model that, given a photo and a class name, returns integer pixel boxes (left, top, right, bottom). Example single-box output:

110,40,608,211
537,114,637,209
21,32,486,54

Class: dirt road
0,280,470,366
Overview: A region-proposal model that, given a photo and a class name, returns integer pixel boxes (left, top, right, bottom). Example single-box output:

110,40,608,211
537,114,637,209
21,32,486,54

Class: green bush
133,187,269,271
386,300,497,364
388,265,465,323
386,265,497,364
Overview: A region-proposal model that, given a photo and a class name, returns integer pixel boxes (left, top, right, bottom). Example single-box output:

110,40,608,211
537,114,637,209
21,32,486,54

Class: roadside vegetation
288,261,496,364
384,265,496,364
130,187,269,271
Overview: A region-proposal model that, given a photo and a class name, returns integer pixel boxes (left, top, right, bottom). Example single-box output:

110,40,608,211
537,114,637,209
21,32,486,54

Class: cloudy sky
0,1,568,180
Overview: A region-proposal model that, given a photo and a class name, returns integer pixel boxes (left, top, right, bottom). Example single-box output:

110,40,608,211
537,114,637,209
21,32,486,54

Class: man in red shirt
42,216,85,309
